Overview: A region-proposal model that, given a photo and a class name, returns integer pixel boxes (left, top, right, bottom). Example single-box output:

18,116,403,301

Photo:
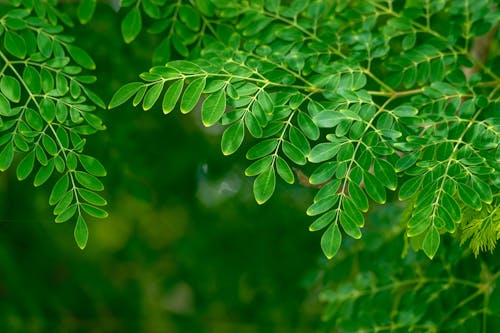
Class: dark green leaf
77,0,96,24
373,159,397,190
340,211,362,239
245,155,273,176
457,182,481,210
298,112,320,140
348,182,368,212
399,175,423,200
310,210,335,232
246,139,278,160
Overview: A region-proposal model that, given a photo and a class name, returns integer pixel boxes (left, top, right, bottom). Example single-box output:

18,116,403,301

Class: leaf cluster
111,0,500,259
0,0,107,248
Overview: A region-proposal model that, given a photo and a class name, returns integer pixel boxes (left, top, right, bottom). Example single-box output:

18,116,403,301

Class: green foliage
110,0,500,261
0,0,107,249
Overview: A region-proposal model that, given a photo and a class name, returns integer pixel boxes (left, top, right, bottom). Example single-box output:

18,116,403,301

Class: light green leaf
373,159,397,190
246,139,278,160
0,142,14,171
309,143,340,163
314,110,361,128
143,81,164,110
321,223,342,259
245,155,273,176
348,182,368,212
457,182,481,210
109,82,144,109
275,156,294,184
221,120,245,155
49,174,70,205
340,211,362,239
121,7,142,44
78,188,107,206
55,204,77,223
282,141,306,165
422,226,440,259
180,77,205,114
79,154,106,177
253,165,276,204
162,80,183,114
0,76,21,103
75,171,104,191
81,203,108,218
310,210,335,231
4,30,26,58
298,112,320,140
33,159,55,186
74,215,88,249
363,171,386,204
16,151,35,180
202,90,226,126
66,45,95,70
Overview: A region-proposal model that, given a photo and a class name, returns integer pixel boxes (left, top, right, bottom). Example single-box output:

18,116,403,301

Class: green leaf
373,159,397,190
310,162,336,184
348,182,369,212
245,155,273,176
16,151,35,180
246,139,278,160
143,81,164,110
23,66,41,94
422,226,440,259
49,174,70,205
457,182,481,210
221,120,245,155
0,142,14,171
109,82,144,109
314,110,361,128
310,210,335,231
275,156,294,184
0,94,11,116
121,7,142,44
244,112,263,138
162,80,183,114
340,211,362,239
37,32,52,57
4,30,26,58
78,188,107,206
75,171,104,191
471,176,493,204
74,215,88,249
81,203,108,218
309,143,340,163
396,151,419,171
307,196,338,216
321,223,342,259
202,90,226,126
0,76,21,103
282,140,306,165
253,166,276,204
399,175,423,200
298,112,320,140
40,98,56,123
79,154,106,177
66,45,95,70
77,0,96,24
363,172,386,204
33,159,55,186
180,77,206,114
55,204,77,223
